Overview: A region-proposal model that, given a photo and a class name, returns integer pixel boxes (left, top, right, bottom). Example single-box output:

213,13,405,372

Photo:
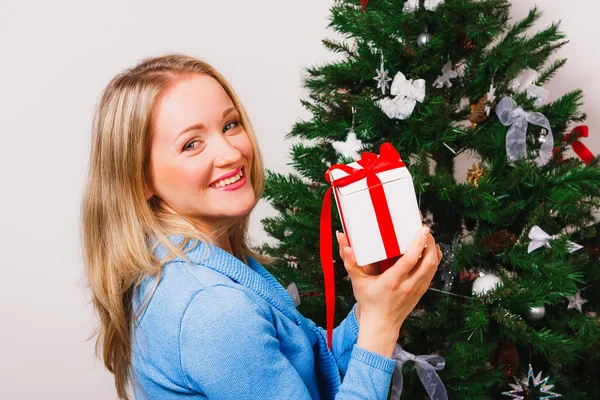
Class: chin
227,196,256,217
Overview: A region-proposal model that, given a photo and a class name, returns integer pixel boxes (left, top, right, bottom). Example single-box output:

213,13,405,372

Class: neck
158,200,235,255
216,236,233,255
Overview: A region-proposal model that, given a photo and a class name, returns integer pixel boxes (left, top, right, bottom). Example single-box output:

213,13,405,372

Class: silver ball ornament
417,32,432,48
526,305,546,321
472,273,503,296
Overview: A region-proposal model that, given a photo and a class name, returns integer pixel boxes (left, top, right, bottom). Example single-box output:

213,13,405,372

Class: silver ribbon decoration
377,71,426,120
390,344,447,400
495,97,554,167
528,225,583,254
286,282,301,307
403,0,444,12
510,68,549,108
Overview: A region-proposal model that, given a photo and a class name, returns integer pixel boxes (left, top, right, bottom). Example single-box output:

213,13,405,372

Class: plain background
0,1,598,398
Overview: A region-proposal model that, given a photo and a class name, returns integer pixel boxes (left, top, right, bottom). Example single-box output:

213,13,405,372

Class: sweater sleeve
179,285,395,400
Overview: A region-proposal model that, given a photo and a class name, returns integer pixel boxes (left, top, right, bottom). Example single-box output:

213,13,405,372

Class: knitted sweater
130,235,396,399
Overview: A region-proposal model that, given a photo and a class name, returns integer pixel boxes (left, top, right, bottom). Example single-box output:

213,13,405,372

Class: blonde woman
81,53,442,400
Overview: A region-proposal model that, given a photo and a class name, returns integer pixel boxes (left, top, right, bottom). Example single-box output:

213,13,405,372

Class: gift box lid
327,161,412,196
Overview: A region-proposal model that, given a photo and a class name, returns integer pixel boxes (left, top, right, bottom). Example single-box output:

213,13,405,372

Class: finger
336,230,349,261
419,210,423,221
363,261,381,275
436,244,442,263
388,226,430,277
336,230,349,247
341,245,365,278
337,231,380,275
337,231,354,265
407,235,439,280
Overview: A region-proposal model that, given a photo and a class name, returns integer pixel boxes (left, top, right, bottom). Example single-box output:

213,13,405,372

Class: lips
209,166,243,186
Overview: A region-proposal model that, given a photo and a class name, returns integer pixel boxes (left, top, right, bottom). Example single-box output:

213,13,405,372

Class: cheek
240,133,254,163
156,160,210,192
179,163,212,189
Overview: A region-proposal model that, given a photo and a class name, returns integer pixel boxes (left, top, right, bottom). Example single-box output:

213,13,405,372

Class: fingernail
421,227,430,238
335,230,340,241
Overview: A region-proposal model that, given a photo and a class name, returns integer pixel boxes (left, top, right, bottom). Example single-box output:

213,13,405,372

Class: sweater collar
152,235,303,326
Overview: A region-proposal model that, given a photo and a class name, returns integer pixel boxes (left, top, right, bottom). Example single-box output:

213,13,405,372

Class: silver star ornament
373,55,392,95
502,363,562,399
567,291,588,313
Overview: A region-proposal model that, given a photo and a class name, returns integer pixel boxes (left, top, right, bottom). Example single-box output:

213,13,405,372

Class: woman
81,53,441,400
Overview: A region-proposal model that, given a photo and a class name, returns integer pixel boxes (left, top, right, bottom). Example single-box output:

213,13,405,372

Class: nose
212,135,242,167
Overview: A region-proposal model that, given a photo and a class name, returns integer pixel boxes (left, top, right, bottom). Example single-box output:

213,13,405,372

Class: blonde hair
80,53,279,399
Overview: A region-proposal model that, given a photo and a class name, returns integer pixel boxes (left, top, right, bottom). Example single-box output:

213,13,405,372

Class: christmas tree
255,0,600,398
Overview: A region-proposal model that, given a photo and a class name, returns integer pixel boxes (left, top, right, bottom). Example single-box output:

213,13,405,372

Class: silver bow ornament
286,282,301,307
403,0,444,12
390,344,448,400
495,97,554,167
377,71,426,120
510,68,549,108
528,225,583,254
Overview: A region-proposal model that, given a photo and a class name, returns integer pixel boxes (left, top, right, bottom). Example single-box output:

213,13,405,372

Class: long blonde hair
80,53,279,399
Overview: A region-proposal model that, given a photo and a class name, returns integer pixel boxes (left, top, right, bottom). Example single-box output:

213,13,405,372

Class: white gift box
328,159,422,267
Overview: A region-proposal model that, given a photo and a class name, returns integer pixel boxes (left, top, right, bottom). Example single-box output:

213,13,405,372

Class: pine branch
321,37,354,56
537,58,567,85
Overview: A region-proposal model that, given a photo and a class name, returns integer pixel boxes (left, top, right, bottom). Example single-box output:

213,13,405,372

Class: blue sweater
130,235,396,399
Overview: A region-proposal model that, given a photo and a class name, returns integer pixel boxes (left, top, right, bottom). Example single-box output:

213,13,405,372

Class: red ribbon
552,125,594,164
319,142,405,350
360,0,369,12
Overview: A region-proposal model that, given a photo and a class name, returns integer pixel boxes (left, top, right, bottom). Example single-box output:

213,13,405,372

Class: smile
209,167,247,191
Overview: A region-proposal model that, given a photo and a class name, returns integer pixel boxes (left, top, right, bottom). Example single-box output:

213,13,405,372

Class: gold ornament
469,95,488,129
466,161,484,187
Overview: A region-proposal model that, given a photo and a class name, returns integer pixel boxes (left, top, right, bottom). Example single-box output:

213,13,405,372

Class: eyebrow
174,106,238,141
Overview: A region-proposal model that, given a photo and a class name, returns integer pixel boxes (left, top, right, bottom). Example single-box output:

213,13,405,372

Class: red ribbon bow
319,142,405,350
552,125,594,164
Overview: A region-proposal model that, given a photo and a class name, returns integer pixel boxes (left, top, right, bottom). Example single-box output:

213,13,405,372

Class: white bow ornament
403,0,444,12
390,344,448,400
377,71,426,120
528,225,583,254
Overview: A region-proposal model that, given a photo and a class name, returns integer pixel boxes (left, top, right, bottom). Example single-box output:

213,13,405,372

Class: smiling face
144,74,256,240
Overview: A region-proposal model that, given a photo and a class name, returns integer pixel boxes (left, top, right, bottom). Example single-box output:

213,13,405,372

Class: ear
144,186,154,201
143,180,155,201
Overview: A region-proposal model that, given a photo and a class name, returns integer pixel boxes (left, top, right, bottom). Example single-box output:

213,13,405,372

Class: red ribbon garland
319,142,406,350
552,125,594,164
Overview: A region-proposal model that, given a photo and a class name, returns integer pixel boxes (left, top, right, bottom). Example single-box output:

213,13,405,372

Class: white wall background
0,1,597,398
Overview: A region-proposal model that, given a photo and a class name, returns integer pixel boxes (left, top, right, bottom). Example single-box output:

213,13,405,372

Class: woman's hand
336,234,379,323
336,210,442,329
336,230,380,324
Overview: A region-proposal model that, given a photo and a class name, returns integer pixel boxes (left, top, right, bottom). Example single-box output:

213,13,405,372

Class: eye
223,120,240,133
183,140,200,152
182,120,240,152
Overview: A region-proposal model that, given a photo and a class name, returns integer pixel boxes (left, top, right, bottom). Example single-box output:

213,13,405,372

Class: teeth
211,168,244,188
